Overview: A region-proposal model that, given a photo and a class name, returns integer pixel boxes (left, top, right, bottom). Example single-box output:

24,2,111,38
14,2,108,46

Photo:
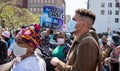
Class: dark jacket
0,38,7,64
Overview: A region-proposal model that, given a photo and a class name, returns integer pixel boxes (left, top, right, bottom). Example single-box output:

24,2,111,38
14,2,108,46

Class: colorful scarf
18,24,42,48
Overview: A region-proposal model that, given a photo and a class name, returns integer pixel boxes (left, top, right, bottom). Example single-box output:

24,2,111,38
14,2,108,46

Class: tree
0,1,40,31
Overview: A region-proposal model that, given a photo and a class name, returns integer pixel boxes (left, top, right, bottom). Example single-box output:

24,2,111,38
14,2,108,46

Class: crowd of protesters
0,8,120,71
99,31,120,71
0,24,72,71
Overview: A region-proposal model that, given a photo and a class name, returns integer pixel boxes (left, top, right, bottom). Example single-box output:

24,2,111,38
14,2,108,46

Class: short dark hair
57,31,67,38
75,9,96,23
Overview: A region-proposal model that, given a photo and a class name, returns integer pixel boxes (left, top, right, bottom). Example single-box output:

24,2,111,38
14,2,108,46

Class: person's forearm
57,60,72,71
111,58,119,63
0,60,14,71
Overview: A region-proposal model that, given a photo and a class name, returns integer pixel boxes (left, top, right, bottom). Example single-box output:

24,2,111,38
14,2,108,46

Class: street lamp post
1,19,5,28
107,17,111,36
87,0,90,9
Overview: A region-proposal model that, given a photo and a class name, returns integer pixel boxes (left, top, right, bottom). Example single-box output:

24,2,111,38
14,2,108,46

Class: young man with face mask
51,31,69,62
50,9,101,71
11,24,46,71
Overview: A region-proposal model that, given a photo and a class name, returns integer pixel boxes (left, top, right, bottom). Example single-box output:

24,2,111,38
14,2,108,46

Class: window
108,10,112,15
31,0,33,3
34,0,37,3
37,8,40,12
38,0,40,3
101,10,105,15
52,0,54,4
30,8,33,12
115,10,119,15
41,0,43,3
108,3,112,8
45,0,47,3
115,18,119,23
41,8,43,11
101,2,105,7
34,8,36,12
116,3,119,7
48,0,51,3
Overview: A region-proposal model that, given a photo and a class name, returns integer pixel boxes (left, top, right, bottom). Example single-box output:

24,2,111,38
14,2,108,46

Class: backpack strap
76,36,101,71
76,36,99,54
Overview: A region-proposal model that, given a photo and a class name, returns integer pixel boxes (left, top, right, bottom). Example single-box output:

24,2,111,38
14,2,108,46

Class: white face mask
57,38,65,45
68,20,77,33
13,42,27,57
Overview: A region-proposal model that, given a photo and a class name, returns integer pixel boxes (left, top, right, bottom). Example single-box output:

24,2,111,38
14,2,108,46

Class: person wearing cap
11,24,46,71
2,31,14,48
2,31,10,48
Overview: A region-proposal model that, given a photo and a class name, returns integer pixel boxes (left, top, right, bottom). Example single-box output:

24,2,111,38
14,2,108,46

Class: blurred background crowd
0,23,120,71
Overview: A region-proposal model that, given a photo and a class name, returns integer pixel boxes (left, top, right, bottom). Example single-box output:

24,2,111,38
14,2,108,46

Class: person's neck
74,29,89,41
59,43,65,46
21,52,34,60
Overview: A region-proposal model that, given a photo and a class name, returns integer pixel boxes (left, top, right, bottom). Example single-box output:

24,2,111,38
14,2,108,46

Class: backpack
0,38,7,64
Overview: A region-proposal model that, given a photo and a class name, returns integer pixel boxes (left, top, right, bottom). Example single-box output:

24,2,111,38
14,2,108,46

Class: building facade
88,0,120,33
17,0,66,15
16,0,66,24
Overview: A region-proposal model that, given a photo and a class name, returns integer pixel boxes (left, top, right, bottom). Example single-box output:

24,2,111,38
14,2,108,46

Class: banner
40,6,64,29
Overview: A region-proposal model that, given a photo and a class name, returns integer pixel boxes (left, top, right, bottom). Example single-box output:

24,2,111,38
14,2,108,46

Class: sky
65,0,88,17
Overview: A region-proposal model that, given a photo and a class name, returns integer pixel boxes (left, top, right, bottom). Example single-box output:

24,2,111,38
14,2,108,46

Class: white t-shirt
12,55,46,71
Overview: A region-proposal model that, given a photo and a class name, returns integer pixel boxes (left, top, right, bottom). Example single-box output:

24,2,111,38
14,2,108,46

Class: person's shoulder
14,56,38,70
82,34,94,42
63,43,70,49
0,38,6,43
81,35,98,47
23,56,37,63
17,56,37,66
82,37,94,45
13,64,28,71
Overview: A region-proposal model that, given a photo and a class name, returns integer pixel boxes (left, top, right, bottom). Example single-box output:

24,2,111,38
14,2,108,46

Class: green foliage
0,1,40,31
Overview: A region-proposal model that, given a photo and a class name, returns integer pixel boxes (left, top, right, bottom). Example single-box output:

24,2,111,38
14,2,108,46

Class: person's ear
78,22,85,28
82,22,88,29
82,22,87,26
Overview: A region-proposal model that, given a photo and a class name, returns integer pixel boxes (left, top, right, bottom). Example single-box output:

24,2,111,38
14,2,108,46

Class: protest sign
40,6,64,29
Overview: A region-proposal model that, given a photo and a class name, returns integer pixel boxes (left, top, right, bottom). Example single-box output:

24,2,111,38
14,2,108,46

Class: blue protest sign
40,6,64,29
